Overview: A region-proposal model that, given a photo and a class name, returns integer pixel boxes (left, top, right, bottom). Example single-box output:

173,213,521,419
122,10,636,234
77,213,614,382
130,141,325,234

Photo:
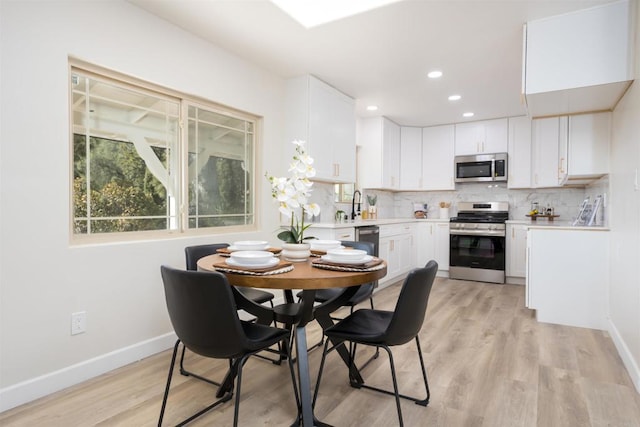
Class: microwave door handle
491,158,496,180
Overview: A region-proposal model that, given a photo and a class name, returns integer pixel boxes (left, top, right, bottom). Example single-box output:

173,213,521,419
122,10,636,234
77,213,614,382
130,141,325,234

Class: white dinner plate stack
321,248,373,265
226,250,278,269
228,240,270,252
310,240,342,252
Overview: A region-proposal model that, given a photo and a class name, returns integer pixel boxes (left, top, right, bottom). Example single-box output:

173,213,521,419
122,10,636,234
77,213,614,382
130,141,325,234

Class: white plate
227,244,270,252
326,248,368,260
321,254,373,265
229,250,274,265
226,257,280,269
310,244,344,251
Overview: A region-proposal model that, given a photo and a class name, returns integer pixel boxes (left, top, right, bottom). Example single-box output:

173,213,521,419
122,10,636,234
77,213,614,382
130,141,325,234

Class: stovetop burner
449,201,509,224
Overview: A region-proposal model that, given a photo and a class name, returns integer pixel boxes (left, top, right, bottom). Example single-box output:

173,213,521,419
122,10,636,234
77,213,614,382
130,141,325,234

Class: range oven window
450,234,505,271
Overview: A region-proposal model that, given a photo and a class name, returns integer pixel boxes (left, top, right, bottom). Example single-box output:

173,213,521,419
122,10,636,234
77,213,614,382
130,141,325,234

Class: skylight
271,0,402,28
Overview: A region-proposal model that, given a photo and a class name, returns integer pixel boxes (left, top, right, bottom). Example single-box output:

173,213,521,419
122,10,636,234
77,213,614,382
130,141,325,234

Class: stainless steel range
449,201,509,284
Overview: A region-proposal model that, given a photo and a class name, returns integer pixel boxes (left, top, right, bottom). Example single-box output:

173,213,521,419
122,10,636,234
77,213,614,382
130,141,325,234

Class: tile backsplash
311,177,609,225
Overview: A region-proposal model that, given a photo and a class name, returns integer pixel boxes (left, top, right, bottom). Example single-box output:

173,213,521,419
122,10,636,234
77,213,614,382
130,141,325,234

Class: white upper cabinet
532,117,567,188
285,75,356,183
524,0,633,117
357,117,400,190
563,112,611,183
454,118,508,155
399,127,423,190
422,125,455,191
507,116,532,189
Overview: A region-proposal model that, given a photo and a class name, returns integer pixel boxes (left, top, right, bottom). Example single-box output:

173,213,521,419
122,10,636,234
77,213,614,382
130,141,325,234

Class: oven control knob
489,225,495,230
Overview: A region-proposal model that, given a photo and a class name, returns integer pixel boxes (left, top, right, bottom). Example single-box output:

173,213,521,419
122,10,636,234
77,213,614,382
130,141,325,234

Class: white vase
281,242,311,262
440,207,450,219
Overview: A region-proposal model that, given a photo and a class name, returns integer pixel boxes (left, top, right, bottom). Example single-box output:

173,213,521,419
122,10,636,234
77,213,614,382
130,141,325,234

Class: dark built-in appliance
449,201,509,284
454,153,507,183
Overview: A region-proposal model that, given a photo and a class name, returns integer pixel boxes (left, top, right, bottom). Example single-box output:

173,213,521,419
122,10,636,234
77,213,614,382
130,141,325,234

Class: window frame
69,59,259,245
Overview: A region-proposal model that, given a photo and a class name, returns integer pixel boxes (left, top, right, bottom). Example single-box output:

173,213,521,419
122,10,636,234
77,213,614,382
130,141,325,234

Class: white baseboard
608,319,640,393
0,332,177,413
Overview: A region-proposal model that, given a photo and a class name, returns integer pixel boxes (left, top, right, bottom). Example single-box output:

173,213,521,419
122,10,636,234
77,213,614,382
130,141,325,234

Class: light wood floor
2,278,640,426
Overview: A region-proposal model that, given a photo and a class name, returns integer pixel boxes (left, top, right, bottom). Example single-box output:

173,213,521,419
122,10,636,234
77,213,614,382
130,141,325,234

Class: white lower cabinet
526,228,609,330
506,223,527,284
308,226,355,242
416,221,449,273
378,223,416,287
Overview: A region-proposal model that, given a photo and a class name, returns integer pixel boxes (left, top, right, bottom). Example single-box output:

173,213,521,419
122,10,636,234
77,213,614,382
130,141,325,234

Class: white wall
608,0,640,391
0,1,287,410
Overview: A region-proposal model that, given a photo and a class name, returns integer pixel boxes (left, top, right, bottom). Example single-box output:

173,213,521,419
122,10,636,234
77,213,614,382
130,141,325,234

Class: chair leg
179,345,223,386
312,339,332,409
385,345,404,427
158,340,180,427
414,336,430,406
348,342,430,409
160,340,233,427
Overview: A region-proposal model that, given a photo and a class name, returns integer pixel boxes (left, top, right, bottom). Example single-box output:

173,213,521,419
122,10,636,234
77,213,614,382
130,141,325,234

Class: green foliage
73,135,167,234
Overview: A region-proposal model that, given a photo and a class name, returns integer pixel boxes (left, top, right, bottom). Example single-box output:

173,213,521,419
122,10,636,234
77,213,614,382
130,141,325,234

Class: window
71,66,256,239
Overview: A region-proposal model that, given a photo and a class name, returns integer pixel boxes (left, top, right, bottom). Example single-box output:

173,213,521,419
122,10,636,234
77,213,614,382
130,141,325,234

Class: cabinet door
308,77,337,180
400,126,423,190
306,76,356,183
455,122,484,155
507,116,532,189
331,91,356,182
506,224,527,279
379,237,400,282
567,112,611,177
382,118,401,189
532,117,564,188
484,119,508,153
422,125,455,190
416,222,436,266
455,119,508,155
397,233,414,273
434,222,450,271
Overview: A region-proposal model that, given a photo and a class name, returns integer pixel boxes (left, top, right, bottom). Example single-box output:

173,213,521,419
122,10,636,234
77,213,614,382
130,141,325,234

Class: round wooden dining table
197,253,387,427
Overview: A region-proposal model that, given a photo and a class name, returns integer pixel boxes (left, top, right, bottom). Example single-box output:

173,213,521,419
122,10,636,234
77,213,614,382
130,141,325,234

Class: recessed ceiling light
270,0,401,28
448,94,462,101
463,112,474,118
366,105,379,111
427,70,443,79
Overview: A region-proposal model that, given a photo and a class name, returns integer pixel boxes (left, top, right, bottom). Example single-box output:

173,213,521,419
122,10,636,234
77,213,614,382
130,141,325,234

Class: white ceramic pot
281,242,311,262
440,207,450,219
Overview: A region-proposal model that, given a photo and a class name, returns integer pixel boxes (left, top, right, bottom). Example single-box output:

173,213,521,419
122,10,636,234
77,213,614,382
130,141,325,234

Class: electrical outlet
71,311,87,335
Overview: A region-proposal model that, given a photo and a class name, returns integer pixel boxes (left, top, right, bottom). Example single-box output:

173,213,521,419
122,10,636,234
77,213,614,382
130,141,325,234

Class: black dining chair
158,265,298,427
184,243,283,366
313,260,438,427
296,240,377,352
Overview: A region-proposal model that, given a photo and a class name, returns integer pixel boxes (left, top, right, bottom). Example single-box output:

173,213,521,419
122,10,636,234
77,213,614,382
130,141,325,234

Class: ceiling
128,0,615,127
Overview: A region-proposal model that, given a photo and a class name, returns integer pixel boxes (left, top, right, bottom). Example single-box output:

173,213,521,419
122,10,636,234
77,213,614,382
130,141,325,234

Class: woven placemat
311,257,385,272
211,260,293,275
216,247,282,257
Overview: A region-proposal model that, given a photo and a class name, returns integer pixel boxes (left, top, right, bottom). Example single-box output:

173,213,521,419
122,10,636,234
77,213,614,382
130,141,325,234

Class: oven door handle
450,229,506,237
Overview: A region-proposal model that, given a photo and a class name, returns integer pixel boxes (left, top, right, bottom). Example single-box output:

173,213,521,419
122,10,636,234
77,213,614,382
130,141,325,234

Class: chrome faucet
351,190,362,220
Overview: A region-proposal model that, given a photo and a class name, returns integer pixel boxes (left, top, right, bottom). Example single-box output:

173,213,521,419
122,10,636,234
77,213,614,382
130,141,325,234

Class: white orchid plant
266,140,321,244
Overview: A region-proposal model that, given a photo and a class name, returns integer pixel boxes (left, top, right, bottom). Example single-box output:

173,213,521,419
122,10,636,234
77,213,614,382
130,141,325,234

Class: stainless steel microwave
455,153,507,183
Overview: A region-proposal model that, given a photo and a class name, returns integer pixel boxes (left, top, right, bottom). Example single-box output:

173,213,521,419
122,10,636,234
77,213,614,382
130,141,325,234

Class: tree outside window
71,67,255,238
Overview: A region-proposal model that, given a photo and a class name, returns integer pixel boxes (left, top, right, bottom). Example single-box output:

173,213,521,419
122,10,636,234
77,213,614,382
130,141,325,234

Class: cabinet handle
559,157,565,174
336,163,340,177
512,228,514,238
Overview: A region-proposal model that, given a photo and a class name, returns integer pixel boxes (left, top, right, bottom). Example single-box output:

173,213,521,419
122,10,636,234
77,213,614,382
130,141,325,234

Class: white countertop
308,217,448,228
506,219,609,231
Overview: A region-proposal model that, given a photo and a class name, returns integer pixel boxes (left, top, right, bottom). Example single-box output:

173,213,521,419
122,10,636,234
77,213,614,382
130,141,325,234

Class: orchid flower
265,140,321,243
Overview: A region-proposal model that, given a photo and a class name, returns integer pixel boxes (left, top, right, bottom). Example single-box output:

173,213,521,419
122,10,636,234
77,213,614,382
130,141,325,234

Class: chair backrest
185,243,229,271
341,240,375,255
160,265,248,358
383,260,438,346
341,240,376,298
